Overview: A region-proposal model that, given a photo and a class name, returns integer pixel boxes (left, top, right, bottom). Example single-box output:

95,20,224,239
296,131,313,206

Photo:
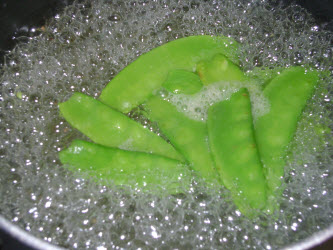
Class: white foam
165,80,269,122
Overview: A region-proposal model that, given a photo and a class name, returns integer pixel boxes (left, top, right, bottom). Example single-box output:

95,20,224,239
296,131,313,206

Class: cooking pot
0,0,333,249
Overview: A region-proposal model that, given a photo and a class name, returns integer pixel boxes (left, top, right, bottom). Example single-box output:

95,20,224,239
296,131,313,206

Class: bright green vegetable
255,67,319,198
58,33,321,218
208,88,267,215
59,140,191,192
199,54,267,214
145,95,219,183
197,54,246,85
100,35,239,113
162,69,203,95
59,92,184,161
246,66,285,88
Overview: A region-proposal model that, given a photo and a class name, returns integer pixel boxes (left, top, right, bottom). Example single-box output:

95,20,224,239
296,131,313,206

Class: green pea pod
145,95,219,184
208,88,267,215
197,53,267,214
197,54,246,85
59,140,191,192
162,69,203,95
59,92,184,161
255,67,319,198
100,35,239,113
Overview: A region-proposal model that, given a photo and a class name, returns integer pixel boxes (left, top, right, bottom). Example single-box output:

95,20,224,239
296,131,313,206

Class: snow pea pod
255,67,319,197
59,140,191,192
144,95,219,184
100,35,239,113
199,54,267,214
196,53,246,85
162,69,203,95
59,92,184,161
208,88,267,215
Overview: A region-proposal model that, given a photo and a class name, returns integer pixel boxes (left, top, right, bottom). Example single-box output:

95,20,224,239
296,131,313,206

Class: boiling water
1,0,333,249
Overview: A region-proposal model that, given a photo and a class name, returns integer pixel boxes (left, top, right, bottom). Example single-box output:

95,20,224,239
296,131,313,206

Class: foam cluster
165,80,269,122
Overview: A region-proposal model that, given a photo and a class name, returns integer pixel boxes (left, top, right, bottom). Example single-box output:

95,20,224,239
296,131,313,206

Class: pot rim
1,214,333,249
0,215,62,250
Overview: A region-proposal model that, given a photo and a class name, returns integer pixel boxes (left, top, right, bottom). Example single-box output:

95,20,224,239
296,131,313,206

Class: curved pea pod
145,95,219,184
255,67,319,198
162,69,203,95
196,54,246,85
59,92,184,161
59,140,191,192
208,88,267,216
100,35,239,113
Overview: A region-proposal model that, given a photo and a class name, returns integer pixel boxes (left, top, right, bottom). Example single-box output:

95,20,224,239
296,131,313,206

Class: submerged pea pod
100,35,239,113
199,54,267,214
144,95,219,184
208,88,267,215
59,140,191,192
255,67,319,199
59,93,184,161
